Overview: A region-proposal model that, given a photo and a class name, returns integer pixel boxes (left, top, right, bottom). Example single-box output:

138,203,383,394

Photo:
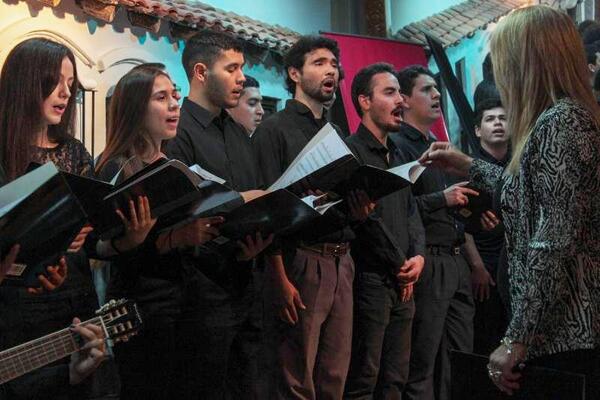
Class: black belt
427,244,461,256
300,242,350,257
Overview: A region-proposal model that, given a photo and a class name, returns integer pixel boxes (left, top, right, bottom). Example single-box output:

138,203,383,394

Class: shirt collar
355,123,396,156
400,122,436,143
182,98,231,129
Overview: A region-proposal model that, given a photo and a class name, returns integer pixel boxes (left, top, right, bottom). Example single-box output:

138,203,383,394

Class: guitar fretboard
0,316,102,385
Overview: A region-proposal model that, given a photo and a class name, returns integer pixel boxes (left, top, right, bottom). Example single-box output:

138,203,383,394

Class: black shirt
165,98,262,191
391,122,463,246
346,124,425,275
471,147,509,273
164,98,258,299
253,99,354,243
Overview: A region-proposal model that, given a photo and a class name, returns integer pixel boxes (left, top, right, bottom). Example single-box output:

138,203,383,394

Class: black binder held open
0,162,88,286
55,159,243,239
268,123,426,202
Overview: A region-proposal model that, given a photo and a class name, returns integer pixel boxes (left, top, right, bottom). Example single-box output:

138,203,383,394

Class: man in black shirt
253,35,366,399
164,30,271,399
463,98,509,355
393,65,476,400
343,63,426,399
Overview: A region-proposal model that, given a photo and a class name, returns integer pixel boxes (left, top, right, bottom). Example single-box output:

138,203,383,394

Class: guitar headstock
97,299,142,344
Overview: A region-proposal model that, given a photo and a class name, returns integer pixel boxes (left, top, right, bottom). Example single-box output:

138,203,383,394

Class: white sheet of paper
387,160,427,183
189,164,226,185
269,123,352,191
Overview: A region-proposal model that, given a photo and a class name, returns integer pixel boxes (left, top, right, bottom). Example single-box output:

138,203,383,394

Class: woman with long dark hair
0,38,100,399
421,5,600,397
94,65,225,399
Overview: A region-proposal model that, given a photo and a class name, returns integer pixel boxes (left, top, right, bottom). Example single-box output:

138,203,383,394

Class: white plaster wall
0,0,296,156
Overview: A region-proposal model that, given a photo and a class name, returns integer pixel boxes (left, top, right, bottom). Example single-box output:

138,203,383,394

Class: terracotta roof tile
57,0,301,53
393,0,539,47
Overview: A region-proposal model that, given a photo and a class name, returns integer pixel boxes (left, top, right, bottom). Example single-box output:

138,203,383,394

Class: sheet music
301,194,343,215
269,123,352,191
189,164,226,185
387,160,427,183
0,162,58,218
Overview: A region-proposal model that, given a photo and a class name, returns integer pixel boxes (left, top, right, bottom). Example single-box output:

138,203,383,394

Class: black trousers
345,272,415,400
473,271,508,355
404,251,475,400
173,273,255,400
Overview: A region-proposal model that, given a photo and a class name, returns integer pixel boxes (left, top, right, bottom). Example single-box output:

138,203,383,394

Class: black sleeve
252,122,285,187
165,127,196,167
407,193,426,258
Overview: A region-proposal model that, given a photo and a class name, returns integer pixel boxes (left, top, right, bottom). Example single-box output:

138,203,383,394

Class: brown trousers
273,248,355,400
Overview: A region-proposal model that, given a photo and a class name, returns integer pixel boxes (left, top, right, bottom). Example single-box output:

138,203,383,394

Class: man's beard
300,79,335,103
206,75,235,109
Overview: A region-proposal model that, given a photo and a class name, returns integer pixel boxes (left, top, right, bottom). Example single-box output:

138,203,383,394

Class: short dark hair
242,75,259,89
583,24,600,45
396,65,435,96
182,30,244,81
474,97,503,127
578,20,600,37
585,42,600,65
351,62,395,116
283,35,340,96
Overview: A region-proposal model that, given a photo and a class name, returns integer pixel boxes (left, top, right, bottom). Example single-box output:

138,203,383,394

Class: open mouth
166,116,179,125
392,107,403,120
431,102,441,110
492,129,505,135
322,79,336,92
53,104,66,113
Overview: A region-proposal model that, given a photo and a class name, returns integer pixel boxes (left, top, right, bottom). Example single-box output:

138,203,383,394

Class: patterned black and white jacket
470,97,600,359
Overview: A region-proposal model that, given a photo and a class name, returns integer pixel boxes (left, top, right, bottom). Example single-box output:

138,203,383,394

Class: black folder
0,163,88,286
54,159,243,239
215,189,334,242
451,351,585,400
450,185,493,232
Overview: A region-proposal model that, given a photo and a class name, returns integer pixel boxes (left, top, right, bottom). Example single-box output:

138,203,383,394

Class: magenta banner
322,32,448,141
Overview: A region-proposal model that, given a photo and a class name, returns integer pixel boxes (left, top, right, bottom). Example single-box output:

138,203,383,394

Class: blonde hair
490,5,600,174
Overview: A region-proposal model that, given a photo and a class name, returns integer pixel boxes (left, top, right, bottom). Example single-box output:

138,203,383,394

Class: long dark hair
0,38,78,181
95,65,170,176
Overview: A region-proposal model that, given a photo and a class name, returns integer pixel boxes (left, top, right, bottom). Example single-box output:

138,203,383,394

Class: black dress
0,137,98,400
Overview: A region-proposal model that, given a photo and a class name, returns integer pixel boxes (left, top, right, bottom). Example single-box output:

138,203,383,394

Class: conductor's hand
419,142,473,177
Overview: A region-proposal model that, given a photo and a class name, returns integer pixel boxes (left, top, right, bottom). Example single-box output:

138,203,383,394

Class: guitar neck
0,316,102,385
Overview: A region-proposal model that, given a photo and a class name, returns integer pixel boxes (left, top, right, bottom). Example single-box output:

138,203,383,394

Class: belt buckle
325,243,343,257
453,246,460,256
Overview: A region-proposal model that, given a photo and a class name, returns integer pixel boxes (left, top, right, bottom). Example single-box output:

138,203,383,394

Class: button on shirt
346,123,425,275
391,122,463,246
253,99,354,243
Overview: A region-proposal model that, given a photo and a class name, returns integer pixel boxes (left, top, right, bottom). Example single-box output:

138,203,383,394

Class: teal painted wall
428,25,495,144
386,0,464,35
